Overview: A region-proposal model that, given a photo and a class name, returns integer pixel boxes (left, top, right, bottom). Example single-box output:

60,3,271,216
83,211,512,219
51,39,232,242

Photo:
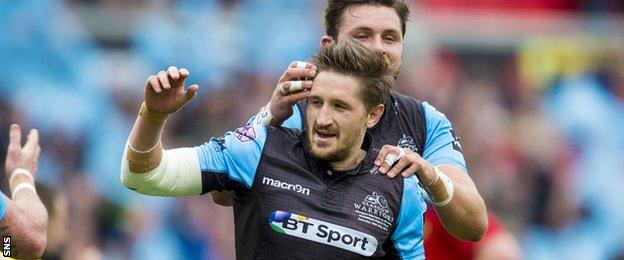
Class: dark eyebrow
349,27,373,34
333,99,352,109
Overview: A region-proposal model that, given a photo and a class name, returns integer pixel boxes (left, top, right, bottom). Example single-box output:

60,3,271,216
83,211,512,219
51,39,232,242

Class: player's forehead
337,5,402,37
310,71,362,103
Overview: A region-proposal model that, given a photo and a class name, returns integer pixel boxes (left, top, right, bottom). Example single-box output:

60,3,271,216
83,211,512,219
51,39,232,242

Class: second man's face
336,5,404,76
306,71,369,163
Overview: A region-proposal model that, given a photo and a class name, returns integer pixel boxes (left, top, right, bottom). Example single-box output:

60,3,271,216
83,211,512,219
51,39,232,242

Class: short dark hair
325,0,410,39
310,39,393,111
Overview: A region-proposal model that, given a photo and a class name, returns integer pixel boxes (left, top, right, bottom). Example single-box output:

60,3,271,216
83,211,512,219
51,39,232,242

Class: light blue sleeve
0,194,6,220
194,125,267,188
391,177,426,259
422,102,468,173
246,105,303,130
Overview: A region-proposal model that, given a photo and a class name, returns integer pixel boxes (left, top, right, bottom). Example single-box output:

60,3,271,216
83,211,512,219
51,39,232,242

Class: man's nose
315,105,333,127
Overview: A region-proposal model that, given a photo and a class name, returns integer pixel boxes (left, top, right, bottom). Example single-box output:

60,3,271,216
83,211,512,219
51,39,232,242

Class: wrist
424,166,454,207
11,182,37,199
140,102,170,125
254,102,275,126
8,168,35,188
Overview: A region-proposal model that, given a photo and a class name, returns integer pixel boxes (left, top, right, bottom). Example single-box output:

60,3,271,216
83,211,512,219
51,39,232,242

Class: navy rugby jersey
195,126,427,259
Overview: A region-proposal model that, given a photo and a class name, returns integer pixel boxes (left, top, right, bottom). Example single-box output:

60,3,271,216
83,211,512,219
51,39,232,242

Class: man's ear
366,104,385,129
320,36,334,48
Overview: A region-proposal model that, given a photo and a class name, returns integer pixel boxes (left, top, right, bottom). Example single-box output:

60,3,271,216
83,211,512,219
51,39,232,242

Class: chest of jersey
234,142,403,259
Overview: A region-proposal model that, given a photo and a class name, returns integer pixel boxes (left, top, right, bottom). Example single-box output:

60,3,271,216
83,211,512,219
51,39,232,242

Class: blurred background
0,0,623,259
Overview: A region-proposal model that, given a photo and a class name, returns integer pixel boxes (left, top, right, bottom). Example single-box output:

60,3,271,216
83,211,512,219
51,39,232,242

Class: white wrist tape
11,182,36,199
253,102,274,126
429,166,454,207
121,146,202,196
9,168,34,186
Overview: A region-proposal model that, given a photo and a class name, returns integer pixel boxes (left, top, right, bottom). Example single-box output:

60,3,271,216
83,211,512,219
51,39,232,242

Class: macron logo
262,177,310,196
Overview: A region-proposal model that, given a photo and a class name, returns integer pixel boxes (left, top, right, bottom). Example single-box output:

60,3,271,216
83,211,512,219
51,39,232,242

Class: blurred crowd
0,0,623,259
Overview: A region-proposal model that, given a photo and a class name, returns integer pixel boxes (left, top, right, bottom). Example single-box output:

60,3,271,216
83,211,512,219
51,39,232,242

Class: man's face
334,5,404,76
306,71,369,162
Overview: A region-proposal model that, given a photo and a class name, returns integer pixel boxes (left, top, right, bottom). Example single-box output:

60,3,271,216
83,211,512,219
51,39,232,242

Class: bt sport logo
268,211,378,256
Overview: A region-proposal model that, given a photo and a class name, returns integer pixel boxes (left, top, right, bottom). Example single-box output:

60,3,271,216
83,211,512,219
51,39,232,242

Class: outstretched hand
144,66,199,115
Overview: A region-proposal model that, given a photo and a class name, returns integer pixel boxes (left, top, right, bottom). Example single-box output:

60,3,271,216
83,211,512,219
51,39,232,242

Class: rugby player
0,124,48,258
122,39,428,258
212,0,488,242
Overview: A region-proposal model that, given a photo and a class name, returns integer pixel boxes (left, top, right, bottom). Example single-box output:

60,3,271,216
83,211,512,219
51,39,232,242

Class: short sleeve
195,125,268,189
421,102,468,173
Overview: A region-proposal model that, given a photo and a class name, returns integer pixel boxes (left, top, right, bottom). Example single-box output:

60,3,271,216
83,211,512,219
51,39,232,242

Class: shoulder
390,91,423,110
421,101,453,127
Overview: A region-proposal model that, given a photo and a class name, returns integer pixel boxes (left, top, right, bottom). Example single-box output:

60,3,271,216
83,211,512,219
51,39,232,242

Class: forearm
427,165,487,241
1,177,48,258
127,102,170,173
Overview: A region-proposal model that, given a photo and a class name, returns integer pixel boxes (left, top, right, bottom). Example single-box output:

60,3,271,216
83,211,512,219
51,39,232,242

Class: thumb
182,84,199,103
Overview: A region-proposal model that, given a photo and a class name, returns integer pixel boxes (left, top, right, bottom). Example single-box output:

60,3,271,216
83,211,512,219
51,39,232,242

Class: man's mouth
314,129,337,141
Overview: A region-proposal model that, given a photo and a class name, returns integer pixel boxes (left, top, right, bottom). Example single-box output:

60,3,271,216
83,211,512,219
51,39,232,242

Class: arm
421,103,487,241
429,165,487,242
376,102,487,241
121,66,202,195
210,61,315,205
121,66,265,196
1,124,48,258
124,66,198,175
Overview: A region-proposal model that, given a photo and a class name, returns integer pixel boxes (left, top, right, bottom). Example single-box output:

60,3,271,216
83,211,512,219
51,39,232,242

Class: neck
329,148,366,171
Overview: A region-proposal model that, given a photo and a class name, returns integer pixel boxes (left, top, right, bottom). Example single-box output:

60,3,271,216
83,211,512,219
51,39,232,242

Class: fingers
167,66,180,81
146,75,161,93
8,124,21,152
157,71,171,90
280,80,313,95
183,84,199,103
178,68,190,86
385,156,410,178
169,66,190,89
23,129,39,155
289,61,315,70
375,145,395,167
145,67,190,94
279,62,317,83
